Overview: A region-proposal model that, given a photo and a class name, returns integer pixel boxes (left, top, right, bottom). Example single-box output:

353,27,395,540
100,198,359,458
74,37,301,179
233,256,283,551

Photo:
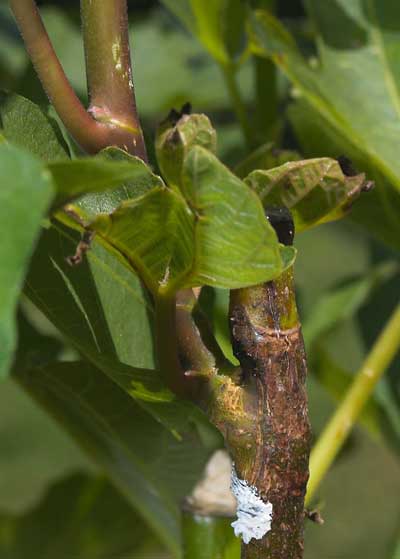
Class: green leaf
24,221,221,439
90,186,195,294
0,144,54,378
0,472,155,559
247,5,400,247
89,146,295,293
49,147,162,207
245,157,368,232
0,92,68,160
303,261,399,348
15,361,218,557
181,146,295,288
156,112,217,188
162,0,247,65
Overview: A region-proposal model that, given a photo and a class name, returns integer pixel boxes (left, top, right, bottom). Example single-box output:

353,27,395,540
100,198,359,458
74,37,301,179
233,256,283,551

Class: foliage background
0,0,400,558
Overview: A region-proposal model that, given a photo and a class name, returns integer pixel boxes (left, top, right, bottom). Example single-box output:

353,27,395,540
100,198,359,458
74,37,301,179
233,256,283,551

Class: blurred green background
1,1,400,558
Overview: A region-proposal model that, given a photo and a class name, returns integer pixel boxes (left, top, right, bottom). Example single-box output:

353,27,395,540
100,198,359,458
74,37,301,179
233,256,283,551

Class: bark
209,266,311,558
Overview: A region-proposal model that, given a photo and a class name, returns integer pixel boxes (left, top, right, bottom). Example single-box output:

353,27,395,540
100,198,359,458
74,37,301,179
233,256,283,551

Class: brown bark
209,268,311,559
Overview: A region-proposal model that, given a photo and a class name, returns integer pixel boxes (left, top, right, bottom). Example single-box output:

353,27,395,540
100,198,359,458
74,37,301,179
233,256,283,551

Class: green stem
80,0,147,160
220,64,253,149
155,293,185,397
183,510,239,559
306,301,400,505
176,289,217,377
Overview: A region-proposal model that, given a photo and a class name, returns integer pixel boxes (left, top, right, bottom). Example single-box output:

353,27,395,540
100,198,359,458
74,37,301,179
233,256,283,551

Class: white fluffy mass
230,466,273,544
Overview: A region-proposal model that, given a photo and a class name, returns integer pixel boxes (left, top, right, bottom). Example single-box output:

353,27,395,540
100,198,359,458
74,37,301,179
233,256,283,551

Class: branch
306,300,400,505
10,0,147,158
80,0,147,160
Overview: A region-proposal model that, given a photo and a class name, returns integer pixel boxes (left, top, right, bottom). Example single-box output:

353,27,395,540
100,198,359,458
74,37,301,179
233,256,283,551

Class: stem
11,0,147,158
306,301,400,505
176,289,228,379
183,510,239,559
10,0,105,153
220,63,253,149
80,0,147,160
254,56,278,142
155,293,186,397
209,267,311,559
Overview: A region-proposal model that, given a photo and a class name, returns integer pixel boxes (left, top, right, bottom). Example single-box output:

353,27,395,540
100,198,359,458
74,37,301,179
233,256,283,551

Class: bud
156,105,217,187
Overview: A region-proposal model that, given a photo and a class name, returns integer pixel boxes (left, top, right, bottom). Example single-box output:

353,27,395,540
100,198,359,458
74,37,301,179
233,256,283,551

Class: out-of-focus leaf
162,0,247,65
391,529,400,559
245,157,368,232
234,142,300,179
183,511,240,559
0,472,154,559
0,92,68,160
303,261,398,348
248,4,400,248
49,147,162,206
311,347,400,451
0,144,54,378
15,359,219,557
89,146,295,293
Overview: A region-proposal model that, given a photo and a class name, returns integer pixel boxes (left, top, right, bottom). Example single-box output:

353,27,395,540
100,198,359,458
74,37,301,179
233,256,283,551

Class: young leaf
89,186,195,294
0,91,69,160
0,144,54,378
156,111,217,188
181,146,295,288
15,360,218,557
89,146,295,294
247,5,400,248
245,157,368,232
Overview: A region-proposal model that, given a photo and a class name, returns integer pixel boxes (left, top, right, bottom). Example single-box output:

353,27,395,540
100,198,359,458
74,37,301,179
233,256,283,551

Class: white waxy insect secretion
230,465,273,545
